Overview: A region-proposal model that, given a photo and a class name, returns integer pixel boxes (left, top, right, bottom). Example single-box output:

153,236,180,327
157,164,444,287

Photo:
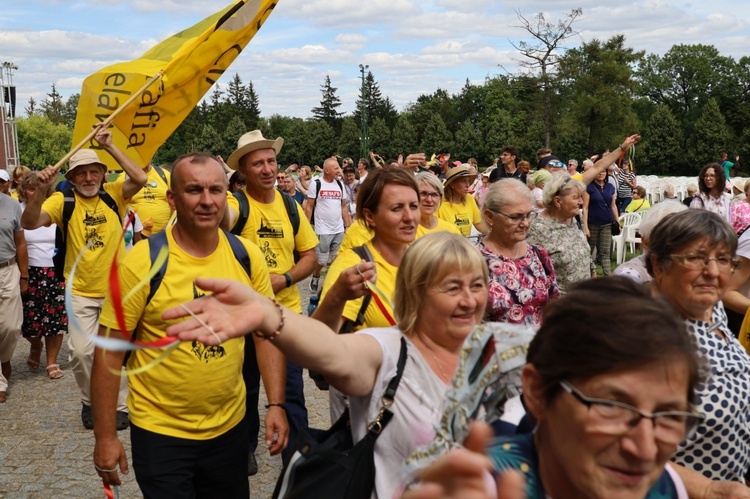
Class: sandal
27,348,42,370
46,364,64,379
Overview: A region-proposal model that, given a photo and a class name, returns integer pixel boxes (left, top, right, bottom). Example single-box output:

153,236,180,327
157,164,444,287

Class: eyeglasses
491,209,537,224
419,191,441,199
702,174,716,179
560,381,704,445
670,253,738,272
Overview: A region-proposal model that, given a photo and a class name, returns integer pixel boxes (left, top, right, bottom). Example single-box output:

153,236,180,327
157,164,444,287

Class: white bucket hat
66,149,106,178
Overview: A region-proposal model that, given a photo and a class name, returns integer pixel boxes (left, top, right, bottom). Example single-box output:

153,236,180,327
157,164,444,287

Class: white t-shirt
347,327,447,499
532,187,544,212
123,209,144,251
21,201,57,268
308,178,346,235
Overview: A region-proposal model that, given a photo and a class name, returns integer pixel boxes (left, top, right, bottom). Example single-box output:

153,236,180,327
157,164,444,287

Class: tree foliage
312,74,343,132
17,115,73,168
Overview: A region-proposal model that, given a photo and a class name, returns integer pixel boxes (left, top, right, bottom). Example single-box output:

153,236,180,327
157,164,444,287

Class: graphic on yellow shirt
42,183,127,297
227,190,318,312
100,227,273,440
436,196,481,237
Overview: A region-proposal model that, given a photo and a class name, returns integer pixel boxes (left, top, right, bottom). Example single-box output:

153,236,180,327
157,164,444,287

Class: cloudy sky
2,0,750,120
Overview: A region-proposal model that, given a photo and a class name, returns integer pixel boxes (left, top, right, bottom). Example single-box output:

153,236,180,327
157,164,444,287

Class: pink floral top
477,241,560,327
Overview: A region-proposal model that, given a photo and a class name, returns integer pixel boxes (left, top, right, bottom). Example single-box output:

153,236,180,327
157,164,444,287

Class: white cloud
335,33,367,51
280,0,420,27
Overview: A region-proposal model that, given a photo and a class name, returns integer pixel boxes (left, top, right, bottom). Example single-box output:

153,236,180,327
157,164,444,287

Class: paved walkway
0,279,330,499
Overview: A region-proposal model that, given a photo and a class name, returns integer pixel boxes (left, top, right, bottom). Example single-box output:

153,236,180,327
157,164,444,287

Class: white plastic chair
613,212,642,264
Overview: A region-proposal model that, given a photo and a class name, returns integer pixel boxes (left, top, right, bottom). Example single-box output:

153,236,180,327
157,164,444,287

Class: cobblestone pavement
0,278,330,499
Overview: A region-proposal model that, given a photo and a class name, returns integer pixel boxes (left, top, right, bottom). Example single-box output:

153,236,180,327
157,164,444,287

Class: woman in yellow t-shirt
437,164,489,237
625,185,651,213
416,172,461,238
316,167,419,332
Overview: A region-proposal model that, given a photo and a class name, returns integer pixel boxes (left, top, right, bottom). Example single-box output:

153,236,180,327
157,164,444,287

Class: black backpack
53,187,121,280
231,189,301,262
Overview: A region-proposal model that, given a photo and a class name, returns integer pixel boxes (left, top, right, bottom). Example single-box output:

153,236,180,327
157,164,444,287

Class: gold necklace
417,334,450,384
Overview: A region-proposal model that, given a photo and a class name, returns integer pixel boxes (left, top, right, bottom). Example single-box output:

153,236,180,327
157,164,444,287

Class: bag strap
338,244,374,334
591,183,617,224
367,336,408,437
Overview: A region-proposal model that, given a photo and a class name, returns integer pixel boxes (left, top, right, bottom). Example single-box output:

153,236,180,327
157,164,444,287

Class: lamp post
358,64,369,161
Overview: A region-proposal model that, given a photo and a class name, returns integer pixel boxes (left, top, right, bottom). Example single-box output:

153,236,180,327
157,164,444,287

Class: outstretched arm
163,277,383,397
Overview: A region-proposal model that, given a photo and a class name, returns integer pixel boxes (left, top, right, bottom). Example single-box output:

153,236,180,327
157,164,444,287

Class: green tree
391,115,419,157
369,117,392,158
40,83,65,125
688,98,730,168
222,115,249,158
512,8,582,148
421,114,453,155
243,80,261,130
641,104,683,174
62,93,79,128
25,97,38,117
306,120,337,165
312,74,343,132
557,35,643,155
453,121,482,161
193,123,223,155
337,118,361,159
16,115,73,168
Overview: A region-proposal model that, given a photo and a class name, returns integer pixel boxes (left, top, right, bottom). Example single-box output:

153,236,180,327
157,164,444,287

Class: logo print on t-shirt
257,217,284,239
454,213,470,227
260,241,278,268
84,226,105,251
189,282,226,361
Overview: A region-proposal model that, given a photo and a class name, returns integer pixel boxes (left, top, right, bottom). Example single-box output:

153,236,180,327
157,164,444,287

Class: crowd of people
3,126,750,498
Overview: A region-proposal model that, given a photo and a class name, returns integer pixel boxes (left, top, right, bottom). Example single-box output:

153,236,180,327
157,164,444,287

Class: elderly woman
682,183,698,208
583,169,618,276
624,185,651,212
478,179,558,326
17,173,68,379
613,200,687,283
164,232,489,499
526,173,594,293
437,165,488,237
719,180,750,336
690,163,731,222
648,210,750,484
404,277,704,498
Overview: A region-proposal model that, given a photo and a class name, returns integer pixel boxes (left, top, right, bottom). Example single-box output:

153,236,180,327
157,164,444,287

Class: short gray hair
663,184,675,198
415,171,444,198
646,210,737,277
483,178,533,212
542,173,585,208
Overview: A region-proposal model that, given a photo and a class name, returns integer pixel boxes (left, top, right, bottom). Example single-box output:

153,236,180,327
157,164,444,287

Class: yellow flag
72,0,278,171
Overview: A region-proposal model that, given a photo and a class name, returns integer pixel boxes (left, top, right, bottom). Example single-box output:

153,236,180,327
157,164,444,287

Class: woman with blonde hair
295,165,312,196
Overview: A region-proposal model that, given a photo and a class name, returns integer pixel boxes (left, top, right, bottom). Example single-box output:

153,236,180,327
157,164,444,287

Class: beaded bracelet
254,298,284,340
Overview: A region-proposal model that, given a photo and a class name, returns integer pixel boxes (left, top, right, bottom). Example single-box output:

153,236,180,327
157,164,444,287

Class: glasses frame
490,209,537,225
670,253,738,272
418,190,441,200
560,380,704,441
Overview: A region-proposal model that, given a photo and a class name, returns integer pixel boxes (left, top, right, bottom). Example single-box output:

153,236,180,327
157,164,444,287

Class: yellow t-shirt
338,220,374,255
572,173,583,181
625,199,651,213
436,195,481,236
416,217,462,238
321,241,397,330
99,227,273,440
115,167,172,236
227,189,318,313
42,183,127,297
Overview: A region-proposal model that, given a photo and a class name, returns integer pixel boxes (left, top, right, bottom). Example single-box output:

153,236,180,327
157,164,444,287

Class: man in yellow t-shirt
224,130,318,469
21,126,147,431
114,164,172,236
91,153,287,497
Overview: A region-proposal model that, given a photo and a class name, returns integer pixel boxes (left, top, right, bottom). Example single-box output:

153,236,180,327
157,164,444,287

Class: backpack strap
339,244,374,334
152,165,168,187
231,190,250,236
280,191,300,236
98,189,122,224
223,230,252,279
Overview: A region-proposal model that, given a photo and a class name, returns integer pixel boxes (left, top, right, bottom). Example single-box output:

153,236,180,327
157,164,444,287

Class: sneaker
81,403,94,430
309,276,320,293
247,452,258,476
116,411,130,431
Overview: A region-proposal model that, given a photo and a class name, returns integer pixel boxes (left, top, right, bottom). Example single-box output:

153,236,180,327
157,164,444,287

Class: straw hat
226,130,284,170
444,164,477,186
67,149,106,177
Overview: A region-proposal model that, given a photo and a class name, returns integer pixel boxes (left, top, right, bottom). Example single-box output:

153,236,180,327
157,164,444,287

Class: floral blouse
477,241,560,326
690,192,731,222
526,214,593,294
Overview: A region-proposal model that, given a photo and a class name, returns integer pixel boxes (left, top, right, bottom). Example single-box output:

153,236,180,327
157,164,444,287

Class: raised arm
94,126,147,199
21,166,56,229
164,277,383,397
581,135,640,186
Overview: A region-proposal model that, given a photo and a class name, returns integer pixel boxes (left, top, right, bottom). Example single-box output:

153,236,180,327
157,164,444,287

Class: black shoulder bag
273,337,408,499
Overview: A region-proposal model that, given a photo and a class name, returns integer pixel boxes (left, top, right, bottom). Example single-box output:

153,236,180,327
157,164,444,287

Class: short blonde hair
394,232,488,336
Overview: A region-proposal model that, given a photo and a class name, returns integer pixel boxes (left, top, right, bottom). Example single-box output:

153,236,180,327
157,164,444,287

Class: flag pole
53,71,165,170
